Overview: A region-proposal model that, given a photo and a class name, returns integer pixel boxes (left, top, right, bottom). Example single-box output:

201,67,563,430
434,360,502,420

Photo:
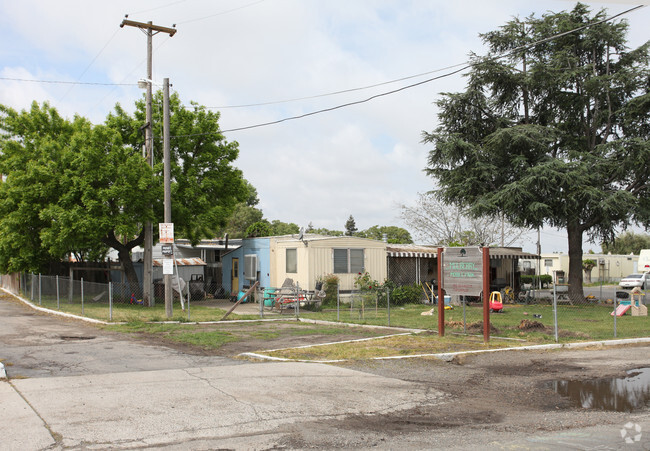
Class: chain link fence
1,272,647,342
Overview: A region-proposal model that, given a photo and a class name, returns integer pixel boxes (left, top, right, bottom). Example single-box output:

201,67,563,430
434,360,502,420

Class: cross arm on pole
120,19,177,37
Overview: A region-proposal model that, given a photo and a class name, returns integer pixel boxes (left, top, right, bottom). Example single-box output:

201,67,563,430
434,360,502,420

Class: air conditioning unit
244,254,258,280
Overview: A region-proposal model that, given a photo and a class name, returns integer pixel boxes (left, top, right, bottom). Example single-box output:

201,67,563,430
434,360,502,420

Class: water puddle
551,368,650,412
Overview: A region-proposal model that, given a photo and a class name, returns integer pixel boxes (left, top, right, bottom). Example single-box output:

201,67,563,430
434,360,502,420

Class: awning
153,257,206,267
387,246,540,260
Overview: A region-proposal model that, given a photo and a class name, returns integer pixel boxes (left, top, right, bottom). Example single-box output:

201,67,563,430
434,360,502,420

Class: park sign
442,247,483,296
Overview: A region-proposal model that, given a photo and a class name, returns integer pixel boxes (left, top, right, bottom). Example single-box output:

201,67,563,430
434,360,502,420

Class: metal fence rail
1,272,647,342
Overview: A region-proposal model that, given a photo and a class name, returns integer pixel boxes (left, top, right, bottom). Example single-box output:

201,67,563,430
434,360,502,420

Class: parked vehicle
619,273,649,290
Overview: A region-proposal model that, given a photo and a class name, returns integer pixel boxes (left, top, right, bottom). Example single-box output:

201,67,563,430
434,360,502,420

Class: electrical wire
0,77,135,86
176,0,266,25
172,4,646,138
204,62,469,109
59,28,122,102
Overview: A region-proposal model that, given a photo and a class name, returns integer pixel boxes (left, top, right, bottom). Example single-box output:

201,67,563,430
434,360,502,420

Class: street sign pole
482,247,490,343
437,247,444,336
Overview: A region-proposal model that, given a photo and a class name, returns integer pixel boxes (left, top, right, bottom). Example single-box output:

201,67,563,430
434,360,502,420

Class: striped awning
153,257,206,266
387,251,438,258
387,246,540,260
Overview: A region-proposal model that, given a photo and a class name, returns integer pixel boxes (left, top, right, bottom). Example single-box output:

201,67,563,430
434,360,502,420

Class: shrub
322,274,339,307
389,284,423,306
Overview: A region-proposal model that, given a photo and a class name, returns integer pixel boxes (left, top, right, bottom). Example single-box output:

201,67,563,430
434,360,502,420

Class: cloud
1,0,648,252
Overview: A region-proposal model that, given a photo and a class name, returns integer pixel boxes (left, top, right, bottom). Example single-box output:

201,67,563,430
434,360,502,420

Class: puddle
551,368,650,412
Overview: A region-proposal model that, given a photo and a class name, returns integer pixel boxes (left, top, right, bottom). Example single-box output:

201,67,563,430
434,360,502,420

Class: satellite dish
298,227,304,241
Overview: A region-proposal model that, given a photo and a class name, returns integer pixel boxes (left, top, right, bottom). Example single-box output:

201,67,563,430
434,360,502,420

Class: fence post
614,296,617,338
56,275,60,309
38,274,42,306
259,287,264,319
553,281,559,343
387,287,390,327
337,284,340,322
31,273,34,301
81,278,84,316
463,295,467,334
109,282,113,321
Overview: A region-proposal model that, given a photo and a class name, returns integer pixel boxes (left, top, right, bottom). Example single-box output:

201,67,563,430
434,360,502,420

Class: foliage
582,259,597,283
0,92,248,288
582,259,597,271
142,91,248,243
389,284,424,305
311,227,344,237
357,225,413,244
400,192,527,246
246,221,272,237
601,231,650,255
223,204,263,238
269,220,300,236
353,271,379,291
0,102,81,272
423,4,650,302
520,274,553,287
322,273,340,306
345,215,357,236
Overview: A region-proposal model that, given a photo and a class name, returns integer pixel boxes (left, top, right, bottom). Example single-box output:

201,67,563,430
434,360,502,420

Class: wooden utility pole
120,18,176,307
163,78,173,318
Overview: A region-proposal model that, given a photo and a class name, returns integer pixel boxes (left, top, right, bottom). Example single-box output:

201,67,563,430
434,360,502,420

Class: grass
13,291,649,361
30,296,260,323
263,332,521,361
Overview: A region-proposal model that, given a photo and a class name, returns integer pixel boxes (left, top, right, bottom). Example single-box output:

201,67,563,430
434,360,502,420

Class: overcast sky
1,0,648,254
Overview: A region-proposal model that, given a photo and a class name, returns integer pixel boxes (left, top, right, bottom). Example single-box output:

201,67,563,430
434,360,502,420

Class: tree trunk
567,222,585,303
102,229,144,300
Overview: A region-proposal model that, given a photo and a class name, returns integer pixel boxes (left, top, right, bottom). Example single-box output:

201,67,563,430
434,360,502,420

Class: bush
322,274,339,307
520,274,553,287
389,284,423,306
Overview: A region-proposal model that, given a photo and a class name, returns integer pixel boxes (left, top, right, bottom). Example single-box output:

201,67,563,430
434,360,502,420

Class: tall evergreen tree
345,215,358,236
424,4,650,301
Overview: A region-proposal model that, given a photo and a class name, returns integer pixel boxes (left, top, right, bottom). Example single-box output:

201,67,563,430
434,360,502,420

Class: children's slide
611,304,631,317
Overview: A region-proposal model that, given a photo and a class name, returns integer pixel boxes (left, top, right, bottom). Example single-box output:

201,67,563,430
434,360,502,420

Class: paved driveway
0,294,441,449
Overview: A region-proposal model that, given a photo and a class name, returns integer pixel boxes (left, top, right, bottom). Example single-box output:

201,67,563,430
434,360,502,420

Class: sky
1,0,648,255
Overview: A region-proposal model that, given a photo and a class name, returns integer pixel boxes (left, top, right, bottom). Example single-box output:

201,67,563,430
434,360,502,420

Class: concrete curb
240,336,650,363
1,288,109,325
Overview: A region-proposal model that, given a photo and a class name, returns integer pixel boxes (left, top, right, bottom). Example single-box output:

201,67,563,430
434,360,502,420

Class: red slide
611,304,631,317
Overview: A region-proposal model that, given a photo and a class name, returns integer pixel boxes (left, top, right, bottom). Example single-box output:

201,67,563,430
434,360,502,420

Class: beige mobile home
270,235,387,291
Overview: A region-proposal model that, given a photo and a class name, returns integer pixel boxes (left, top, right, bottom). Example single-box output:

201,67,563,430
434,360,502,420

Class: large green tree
424,3,650,301
0,102,81,272
0,93,248,292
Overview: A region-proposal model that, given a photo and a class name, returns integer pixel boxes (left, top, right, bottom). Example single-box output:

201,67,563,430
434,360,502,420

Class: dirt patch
517,319,545,330
446,320,500,334
124,321,408,357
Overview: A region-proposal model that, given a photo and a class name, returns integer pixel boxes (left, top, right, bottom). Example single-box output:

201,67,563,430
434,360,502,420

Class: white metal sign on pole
159,223,174,244
162,258,174,275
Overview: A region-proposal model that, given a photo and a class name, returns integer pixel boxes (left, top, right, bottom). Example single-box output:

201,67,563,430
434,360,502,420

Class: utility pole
163,78,173,318
120,18,176,307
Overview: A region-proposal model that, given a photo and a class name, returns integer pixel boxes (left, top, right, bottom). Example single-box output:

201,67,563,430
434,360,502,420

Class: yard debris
421,308,435,316
517,319,545,331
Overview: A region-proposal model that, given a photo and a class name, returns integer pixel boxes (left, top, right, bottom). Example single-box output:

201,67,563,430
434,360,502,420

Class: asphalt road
1,291,649,450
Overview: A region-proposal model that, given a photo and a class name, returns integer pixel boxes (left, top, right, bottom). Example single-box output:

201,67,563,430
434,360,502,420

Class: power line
203,62,469,109
177,0,266,25
59,28,122,102
0,76,135,86
172,4,645,138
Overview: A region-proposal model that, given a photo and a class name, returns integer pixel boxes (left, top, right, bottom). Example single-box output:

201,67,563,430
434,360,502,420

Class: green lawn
23,293,649,343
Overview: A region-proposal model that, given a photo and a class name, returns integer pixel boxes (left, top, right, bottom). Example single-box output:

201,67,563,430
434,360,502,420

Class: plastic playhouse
612,289,647,317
